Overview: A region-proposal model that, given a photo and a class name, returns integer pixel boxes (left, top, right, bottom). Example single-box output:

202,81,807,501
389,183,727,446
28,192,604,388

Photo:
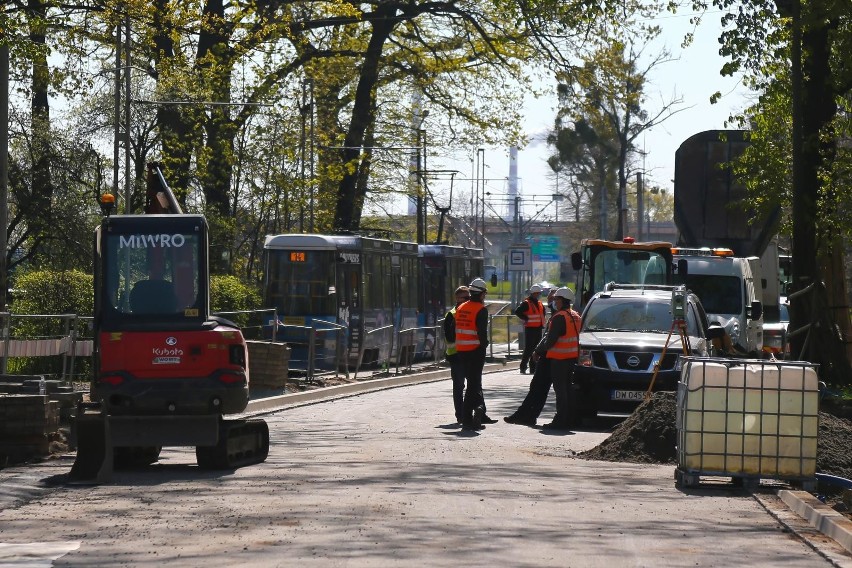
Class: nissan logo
627,355,641,367
166,336,178,346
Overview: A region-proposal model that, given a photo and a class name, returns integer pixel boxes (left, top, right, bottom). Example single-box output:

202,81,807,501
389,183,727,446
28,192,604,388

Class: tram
418,244,484,329
262,235,483,371
263,234,419,370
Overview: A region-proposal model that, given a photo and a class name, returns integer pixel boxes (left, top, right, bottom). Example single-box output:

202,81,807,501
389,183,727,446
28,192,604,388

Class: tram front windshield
266,250,336,316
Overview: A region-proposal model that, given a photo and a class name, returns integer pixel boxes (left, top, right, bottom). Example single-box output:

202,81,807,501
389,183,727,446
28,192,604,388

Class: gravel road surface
0,368,843,567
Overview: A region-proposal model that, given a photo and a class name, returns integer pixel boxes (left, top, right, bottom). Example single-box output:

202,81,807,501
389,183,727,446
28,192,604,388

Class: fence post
395,326,402,375
488,315,494,359
433,324,439,366
60,316,71,381
67,315,80,384
1,312,9,374
272,308,278,343
307,327,316,383
386,325,394,376
340,327,349,381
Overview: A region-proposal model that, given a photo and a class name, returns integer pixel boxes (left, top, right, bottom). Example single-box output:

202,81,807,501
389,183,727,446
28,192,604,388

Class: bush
7,270,94,379
210,275,262,328
11,270,94,317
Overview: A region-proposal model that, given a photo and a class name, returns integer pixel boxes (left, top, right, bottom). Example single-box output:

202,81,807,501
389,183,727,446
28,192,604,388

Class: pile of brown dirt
581,392,678,464
816,412,852,480
580,392,852,481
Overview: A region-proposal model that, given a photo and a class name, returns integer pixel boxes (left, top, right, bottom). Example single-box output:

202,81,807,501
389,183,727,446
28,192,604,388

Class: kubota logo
153,347,184,356
165,336,177,346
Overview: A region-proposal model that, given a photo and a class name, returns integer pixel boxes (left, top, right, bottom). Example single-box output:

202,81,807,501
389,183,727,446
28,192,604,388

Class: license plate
611,390,645,401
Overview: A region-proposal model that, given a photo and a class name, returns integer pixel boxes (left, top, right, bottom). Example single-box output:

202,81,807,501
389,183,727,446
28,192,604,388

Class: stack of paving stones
0,394,60,465
246,340,290,392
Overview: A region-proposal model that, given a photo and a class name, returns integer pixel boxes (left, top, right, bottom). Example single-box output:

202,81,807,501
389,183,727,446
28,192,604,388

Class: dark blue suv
573,284,721,421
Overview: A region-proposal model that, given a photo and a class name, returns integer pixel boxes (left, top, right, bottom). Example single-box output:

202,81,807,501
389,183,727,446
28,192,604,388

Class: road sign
531,236,560,262
508,246,532,271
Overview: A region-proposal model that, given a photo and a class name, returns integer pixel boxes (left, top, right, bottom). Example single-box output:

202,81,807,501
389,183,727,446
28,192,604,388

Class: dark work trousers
520,326,543,373
459,347,486,422
448,353,465,422
549,358,577,425
513,357,552,420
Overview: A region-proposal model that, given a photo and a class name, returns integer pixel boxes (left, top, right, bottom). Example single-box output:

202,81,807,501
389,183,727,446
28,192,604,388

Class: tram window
265,249,335,316
399,256,418,309
363,253,391,309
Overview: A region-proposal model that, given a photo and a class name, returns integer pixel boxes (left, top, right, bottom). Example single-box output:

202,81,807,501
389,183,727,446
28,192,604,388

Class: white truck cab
673,247,764,356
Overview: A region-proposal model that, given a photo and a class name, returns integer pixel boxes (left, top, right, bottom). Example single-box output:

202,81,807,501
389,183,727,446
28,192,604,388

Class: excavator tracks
196,419,270,470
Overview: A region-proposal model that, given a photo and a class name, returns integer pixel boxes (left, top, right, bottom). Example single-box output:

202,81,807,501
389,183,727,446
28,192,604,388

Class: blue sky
429,8,752,221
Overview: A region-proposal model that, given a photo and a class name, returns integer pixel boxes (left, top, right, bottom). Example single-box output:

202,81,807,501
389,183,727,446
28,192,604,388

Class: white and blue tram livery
418,244,484,329
263,234,420,370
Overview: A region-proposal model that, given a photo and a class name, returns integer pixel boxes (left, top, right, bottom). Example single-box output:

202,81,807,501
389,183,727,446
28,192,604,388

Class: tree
702,0,852,383
547,117,618,236
550,36,683,240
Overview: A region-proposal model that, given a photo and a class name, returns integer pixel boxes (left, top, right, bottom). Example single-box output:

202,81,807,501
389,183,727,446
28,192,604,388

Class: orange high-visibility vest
546,309,582,359
455,301,484,351
523,299,544,328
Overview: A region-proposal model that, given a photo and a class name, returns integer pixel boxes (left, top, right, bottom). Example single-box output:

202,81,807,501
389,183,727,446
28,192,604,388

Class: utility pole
124,10,131,213
636,172,644,241
1,42,9,312
416,128,423,244
113,21,121,200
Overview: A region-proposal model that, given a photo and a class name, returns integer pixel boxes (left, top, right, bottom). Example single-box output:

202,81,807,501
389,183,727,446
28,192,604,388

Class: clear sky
413,8,752,221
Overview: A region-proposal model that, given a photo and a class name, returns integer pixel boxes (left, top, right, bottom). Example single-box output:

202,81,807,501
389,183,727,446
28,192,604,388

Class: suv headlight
578,349,593,367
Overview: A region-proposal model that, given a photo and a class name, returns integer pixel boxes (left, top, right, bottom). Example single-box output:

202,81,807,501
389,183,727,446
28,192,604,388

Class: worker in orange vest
455,278,490,430
514,284,545,375
505,287,582,430
443,285,471,424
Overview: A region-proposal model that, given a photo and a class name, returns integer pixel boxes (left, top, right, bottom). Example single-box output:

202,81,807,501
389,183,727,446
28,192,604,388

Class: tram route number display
290,251,307,262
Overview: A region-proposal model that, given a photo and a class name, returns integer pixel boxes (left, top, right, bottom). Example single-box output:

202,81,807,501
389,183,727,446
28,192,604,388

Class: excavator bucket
68,406,113,484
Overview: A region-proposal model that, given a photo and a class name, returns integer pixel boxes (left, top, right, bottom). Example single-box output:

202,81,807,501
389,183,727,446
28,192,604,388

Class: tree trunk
790,4,851,384
333,8,396,232
28,0,52,237
152,0,195,205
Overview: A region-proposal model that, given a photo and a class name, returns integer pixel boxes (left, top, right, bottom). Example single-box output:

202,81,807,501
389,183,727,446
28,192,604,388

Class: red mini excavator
69,164,269,483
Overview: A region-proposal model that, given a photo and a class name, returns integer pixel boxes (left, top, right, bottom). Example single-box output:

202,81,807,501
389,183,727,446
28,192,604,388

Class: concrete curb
780,489,852,554
245,358,520,414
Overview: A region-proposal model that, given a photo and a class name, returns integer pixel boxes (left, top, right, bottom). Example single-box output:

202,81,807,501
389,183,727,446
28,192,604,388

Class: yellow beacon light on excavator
99,193,116,216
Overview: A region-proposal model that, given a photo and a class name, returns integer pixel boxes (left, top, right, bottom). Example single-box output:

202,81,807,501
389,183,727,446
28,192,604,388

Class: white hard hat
469,278,488,293
554,287,575,302
529,284,542,294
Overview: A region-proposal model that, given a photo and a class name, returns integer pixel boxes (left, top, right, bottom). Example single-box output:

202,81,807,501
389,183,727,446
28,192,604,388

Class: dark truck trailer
673,130,780,258
674,130,783,348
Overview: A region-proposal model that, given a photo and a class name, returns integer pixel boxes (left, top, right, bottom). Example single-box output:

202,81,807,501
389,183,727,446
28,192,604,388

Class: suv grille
613,351,654,370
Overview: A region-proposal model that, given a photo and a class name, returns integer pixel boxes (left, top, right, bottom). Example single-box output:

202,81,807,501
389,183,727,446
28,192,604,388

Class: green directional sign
530,236,560,262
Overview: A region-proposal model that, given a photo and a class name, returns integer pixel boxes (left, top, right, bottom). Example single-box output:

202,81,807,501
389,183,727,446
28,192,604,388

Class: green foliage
7,270,94,380
549,34,680,238
209,275,261,327
11,270,94,317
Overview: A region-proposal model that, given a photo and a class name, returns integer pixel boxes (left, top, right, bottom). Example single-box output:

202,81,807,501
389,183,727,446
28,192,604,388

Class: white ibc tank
677,359,819,478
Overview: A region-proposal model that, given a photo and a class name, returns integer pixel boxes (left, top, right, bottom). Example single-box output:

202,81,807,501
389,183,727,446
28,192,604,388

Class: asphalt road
0,368,846,567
